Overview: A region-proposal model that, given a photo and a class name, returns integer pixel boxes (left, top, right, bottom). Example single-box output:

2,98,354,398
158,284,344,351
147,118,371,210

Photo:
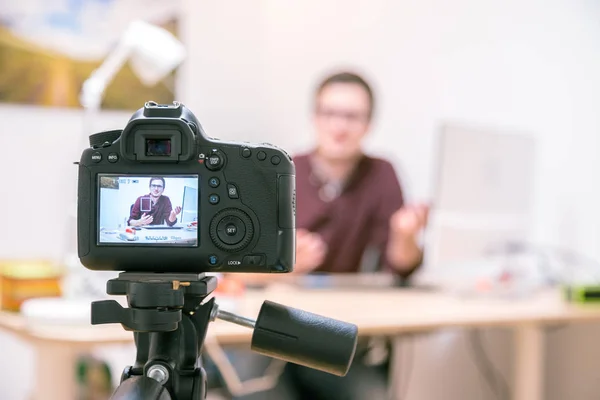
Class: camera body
77,101,296,273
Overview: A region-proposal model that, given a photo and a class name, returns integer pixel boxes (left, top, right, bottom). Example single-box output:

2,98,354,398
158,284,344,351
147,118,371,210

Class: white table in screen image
99,226,197,244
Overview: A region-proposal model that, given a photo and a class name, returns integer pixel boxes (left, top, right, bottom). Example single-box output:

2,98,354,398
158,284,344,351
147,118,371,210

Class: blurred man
128,177,182,227
293,71,427,276
210,71,428,400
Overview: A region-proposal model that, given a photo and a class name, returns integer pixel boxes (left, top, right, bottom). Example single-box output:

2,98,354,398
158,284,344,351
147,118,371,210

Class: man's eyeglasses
315,107,370,125
150,184,164,189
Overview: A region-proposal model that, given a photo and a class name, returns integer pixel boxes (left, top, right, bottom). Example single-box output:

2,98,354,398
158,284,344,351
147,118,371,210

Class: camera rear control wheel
209,209,254,252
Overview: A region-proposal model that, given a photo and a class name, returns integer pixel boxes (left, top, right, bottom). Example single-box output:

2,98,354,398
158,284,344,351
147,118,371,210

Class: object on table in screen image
140,197,152,212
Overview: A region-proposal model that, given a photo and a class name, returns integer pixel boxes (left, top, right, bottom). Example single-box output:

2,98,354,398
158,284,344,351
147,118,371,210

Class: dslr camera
77,101,296,273
77,103,356,400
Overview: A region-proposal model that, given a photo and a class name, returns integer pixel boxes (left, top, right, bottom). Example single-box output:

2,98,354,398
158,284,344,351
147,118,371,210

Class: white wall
1,0,600,398
177,0,600,257
0,106,133,399
0,105,133,260
175,1,600,399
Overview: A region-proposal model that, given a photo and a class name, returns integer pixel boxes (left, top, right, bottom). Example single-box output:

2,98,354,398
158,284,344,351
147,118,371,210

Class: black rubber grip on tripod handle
250,300,358,377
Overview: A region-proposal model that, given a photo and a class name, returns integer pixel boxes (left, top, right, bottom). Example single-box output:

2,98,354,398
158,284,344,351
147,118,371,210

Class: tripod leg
191,366,207,399
111,375,172,400
134,332,150,370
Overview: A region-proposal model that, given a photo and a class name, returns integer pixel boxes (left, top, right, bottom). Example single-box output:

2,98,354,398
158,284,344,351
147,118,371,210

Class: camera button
91,152,102,163
241,148,252,158
206,152,224,171
271,155,281,165
227,184,239,199
257,151,267,161
209,208,254,252
243,255,264,266
209,194,220,205
107,153,119,163
208,255,219,266
209,177,220,188
217,216,246,245
225,223,237,236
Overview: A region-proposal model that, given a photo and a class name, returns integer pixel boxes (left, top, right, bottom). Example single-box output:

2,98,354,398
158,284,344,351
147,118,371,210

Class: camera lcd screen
146,139,171,156
97,174,199,246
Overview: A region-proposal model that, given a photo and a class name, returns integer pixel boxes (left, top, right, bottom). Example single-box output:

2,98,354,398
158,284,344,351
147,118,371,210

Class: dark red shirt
294,153,417,276
128,194,177,226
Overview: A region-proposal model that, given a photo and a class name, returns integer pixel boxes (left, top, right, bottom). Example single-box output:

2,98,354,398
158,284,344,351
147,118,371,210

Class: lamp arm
79,39,133,110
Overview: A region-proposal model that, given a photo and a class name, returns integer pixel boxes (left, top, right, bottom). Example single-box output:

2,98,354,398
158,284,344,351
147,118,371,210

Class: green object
562,285,600,303
76,355,113,400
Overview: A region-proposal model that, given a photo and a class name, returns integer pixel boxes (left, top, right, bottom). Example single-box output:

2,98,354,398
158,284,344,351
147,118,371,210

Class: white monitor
180,186,198,224
425,123,536,267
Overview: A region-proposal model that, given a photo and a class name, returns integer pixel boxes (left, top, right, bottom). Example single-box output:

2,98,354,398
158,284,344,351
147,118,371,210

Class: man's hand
390,203,429,238
169,206,182,222
387,203,429,273
293,229,328,274
132,213,153,227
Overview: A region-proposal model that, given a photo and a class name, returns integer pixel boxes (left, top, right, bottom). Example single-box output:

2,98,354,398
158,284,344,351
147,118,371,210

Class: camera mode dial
209,208,254,252
89,129,122,148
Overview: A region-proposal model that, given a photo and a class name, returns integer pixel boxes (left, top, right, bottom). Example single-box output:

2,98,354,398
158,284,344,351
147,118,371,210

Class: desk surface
2,287,600,345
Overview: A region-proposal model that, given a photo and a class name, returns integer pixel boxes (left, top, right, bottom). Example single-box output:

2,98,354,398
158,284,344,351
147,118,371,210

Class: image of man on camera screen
128,177,182,227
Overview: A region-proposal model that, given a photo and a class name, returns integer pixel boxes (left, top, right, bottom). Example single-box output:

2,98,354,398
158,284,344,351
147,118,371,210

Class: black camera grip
251,300,358,376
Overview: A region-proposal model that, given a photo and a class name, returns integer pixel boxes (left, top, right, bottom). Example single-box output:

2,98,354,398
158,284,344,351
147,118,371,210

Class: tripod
91,272,358,400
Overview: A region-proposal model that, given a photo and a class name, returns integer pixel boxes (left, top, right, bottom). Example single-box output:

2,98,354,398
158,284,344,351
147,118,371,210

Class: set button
217,215,246,245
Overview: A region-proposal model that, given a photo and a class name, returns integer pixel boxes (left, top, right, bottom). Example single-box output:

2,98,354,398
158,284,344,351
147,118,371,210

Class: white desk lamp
62,19,187,301
79,19,186,136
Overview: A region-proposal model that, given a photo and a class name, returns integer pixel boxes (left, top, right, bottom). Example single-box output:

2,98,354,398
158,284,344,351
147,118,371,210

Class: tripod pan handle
250,300,358,377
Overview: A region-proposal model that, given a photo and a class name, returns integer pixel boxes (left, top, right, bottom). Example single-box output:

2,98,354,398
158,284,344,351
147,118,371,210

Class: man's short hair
315,71,375,119
149,177,165,188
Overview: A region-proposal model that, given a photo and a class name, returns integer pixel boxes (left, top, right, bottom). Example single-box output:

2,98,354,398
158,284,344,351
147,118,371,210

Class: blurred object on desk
416,240,600,300
61,253,118,301
562,285,600,304
214,274,246,313
21,297,91,329
0,259,63,312
76,354,113,400
297,272,402,290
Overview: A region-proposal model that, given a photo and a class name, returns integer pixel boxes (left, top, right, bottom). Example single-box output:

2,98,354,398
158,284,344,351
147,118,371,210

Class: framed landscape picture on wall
0,0,182,110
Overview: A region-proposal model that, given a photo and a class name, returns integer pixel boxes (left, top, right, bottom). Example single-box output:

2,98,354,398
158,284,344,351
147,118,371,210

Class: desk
2,288,600,400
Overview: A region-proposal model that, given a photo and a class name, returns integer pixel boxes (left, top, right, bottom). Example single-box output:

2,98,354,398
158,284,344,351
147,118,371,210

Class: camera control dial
209,208,254,252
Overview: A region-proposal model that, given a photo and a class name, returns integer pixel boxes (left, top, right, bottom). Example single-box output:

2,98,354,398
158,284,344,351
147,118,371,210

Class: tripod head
91,272,359,400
